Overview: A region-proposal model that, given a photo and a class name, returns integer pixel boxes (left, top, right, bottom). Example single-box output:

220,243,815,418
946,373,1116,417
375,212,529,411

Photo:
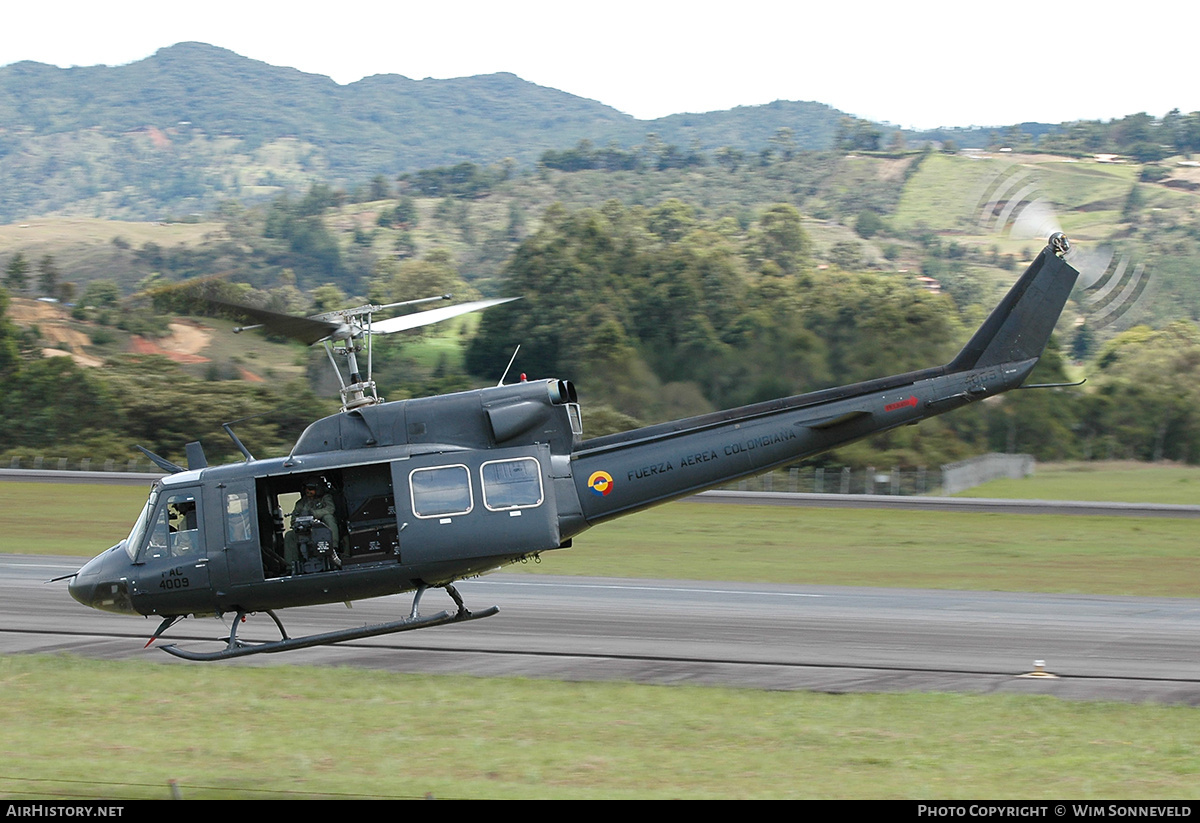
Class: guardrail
2,453,1034,497
725,466,938,495
0,468,164,486
6,455,156,474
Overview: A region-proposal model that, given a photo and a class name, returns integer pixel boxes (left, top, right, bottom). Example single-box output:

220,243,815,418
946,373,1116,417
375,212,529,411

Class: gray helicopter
67,234,1079,660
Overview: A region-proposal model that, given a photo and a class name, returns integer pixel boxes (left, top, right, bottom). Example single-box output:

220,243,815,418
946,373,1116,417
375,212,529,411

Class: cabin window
225,491,253,543
480,457,544,511
409,465,473,518
142,490,201,561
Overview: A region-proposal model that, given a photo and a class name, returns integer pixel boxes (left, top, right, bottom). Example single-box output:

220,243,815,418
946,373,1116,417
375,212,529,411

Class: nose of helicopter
69,545,136,615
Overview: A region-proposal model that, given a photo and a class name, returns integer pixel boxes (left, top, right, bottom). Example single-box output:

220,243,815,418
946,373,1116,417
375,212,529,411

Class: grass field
3,655,1198,800
958,461,1200,505
4,462,1197,799
890,153,1139,248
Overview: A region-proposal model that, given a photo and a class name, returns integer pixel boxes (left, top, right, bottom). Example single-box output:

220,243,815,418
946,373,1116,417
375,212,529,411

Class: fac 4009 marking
159,568,191,589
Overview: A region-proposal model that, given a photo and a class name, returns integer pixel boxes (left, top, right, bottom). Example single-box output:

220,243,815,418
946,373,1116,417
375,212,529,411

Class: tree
829,241,864,270
714,146,744,173
1122,183,1145,221
834,117,882,152
770,128,796,161
647,199,696,243
0,357,119,454
310,283,348,313
79,280,121,309
4,253,30,292
855,210,884,239
37,255,60,298
371,248,470,306
1084,323,1200,462
1071,323,1094,361
0,286,20,379
368,174,391,201
754,204,810,275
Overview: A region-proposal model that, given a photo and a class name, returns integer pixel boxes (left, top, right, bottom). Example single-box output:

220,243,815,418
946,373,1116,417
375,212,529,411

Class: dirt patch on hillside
130,321,212,364
7,298,215,366
7,298,103,367
8,297,60,327
875,157,916,181
1163,162,1200,187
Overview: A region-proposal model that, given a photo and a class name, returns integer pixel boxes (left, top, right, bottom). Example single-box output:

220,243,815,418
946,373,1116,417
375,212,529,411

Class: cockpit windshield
123,489,158,561
123,485,202,563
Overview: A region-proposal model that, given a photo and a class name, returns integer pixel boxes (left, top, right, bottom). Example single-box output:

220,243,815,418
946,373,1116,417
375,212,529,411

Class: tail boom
570,239,1078,525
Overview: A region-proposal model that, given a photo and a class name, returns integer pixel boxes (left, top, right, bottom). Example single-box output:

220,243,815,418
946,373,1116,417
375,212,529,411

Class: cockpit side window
138,490,201,561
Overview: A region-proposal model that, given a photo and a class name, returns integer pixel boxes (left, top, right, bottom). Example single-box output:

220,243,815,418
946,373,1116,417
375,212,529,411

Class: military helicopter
67,234,1079,660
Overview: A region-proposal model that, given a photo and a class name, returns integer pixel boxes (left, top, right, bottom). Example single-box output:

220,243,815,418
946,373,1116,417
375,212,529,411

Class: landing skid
152,584,498,662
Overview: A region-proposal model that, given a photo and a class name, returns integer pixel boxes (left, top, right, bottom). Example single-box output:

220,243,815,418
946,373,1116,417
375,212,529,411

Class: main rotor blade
368,297,520,335
212,300,342,345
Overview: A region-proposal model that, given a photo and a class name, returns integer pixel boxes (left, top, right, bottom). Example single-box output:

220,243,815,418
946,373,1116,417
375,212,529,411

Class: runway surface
8,555,1200,705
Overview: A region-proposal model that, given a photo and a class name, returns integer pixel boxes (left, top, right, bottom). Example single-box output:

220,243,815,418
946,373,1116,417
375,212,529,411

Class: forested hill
0,42,845,221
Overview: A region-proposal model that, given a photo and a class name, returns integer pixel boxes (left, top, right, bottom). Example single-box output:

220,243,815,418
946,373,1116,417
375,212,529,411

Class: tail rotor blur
975,164,1152,330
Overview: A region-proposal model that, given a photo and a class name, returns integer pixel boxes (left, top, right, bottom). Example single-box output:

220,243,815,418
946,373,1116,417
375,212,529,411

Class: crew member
283,480,340,570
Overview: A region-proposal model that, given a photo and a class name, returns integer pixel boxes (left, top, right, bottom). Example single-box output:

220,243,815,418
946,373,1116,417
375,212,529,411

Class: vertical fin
948,241,1079,372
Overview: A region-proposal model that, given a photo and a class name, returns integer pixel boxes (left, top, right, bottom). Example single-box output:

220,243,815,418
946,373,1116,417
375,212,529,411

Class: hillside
3,144,1200,468
4,148,1200,332
0,42,847,221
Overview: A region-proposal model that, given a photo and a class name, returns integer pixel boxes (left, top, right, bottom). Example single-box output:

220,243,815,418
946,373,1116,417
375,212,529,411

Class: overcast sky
3,1,1196,130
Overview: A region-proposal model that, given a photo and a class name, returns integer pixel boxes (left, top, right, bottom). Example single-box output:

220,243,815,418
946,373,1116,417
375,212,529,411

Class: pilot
168,499,198,555
283,480,341,570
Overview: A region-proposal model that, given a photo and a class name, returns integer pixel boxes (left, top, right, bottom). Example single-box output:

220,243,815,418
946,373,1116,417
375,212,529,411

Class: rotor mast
320,295,450,411
222,292,520,414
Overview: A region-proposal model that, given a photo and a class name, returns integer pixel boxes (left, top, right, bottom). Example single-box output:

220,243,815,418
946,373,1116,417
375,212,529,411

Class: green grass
958,461,1200,505
389,313,482,372
0,217,220,289
890,152,1140,251
545,504,1198,597
892,152,998,233
2,655,1198,800
0,482,146,556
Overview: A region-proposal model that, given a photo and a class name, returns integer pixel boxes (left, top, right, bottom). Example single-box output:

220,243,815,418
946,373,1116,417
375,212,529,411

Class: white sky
2,1,1197,130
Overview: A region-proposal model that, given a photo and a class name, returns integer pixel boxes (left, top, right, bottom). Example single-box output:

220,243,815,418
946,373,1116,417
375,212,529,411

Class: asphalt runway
8,555,1200,705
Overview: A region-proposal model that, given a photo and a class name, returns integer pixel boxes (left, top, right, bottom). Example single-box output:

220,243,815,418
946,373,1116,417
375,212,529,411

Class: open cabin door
392,445,559,567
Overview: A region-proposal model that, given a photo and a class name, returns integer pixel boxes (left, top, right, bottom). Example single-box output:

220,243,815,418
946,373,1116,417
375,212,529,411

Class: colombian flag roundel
587,470,614,497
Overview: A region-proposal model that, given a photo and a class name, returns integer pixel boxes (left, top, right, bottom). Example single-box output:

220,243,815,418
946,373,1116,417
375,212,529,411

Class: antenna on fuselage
497,345,521,386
